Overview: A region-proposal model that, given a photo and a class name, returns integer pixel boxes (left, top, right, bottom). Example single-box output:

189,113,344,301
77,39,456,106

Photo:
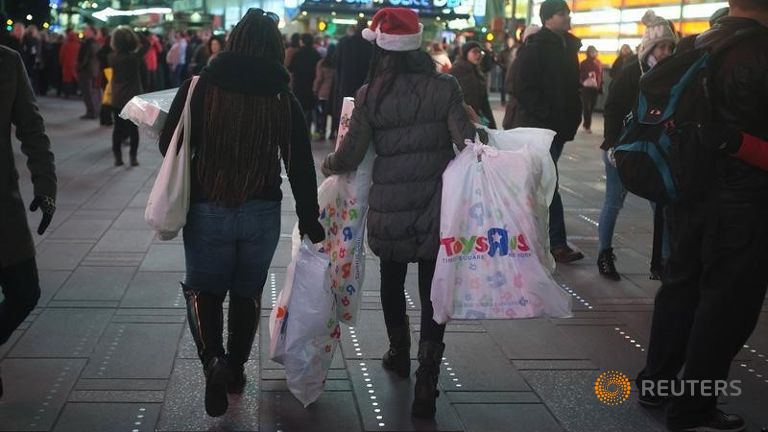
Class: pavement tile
454,403,565,432
82,323,183,379
53,266,135,301
140,244,185,272
119,271,186,308
260,391,361,432
52,402,161,432
156,359,260,432
10,309,113,358
0,358,85,431
521,370,666,432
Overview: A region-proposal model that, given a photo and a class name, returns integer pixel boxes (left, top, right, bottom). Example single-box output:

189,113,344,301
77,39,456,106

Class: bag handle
167,76,200,157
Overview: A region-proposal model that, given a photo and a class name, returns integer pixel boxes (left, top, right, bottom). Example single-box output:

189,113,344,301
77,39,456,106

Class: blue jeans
550,137,568,248
598,151,628,253
183,200,281,298
598,151,670,260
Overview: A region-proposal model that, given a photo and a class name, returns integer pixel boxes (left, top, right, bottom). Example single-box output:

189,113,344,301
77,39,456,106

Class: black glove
300,220,326,244
29,195,56,235
701,124,743,155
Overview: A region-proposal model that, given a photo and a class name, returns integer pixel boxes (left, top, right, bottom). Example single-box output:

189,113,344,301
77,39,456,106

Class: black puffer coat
512,27,582,141
322,63,475,262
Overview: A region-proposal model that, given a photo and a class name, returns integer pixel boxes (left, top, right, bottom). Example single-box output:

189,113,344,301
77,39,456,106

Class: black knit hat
462,41,482,60
539,0,570,23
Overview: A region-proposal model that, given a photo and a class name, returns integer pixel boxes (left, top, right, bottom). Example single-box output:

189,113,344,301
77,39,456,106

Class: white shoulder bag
145,76,199,240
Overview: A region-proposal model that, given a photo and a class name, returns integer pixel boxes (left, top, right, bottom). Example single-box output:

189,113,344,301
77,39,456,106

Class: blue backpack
614,29,763,204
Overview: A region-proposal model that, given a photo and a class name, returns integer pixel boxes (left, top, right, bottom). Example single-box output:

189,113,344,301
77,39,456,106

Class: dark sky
5,0,52,24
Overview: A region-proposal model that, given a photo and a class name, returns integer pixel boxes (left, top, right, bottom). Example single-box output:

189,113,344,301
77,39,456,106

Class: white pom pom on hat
639,9,679,62
361,8,424,52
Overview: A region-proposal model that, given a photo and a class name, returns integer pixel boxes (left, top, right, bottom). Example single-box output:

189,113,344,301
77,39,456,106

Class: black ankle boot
597,248,620,281
382,315,411,378
412,340,445,419
182,283,228,417
225,294,260,395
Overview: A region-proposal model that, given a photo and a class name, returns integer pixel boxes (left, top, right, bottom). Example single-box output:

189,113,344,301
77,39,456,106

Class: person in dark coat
97,34,113,126
513,0,583,263
322,8,475,420
578,45,603,133
450,41,497,128
502,24,541,129
0,45,57,399
109,26,145,166
158,9,323,418
77,24,101,119
638,3,768,431
288,33,322,129
609,44,633,79
332,19,373,138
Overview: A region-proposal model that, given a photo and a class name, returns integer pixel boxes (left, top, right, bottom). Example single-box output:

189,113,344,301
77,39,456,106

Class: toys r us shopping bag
431,129,572,323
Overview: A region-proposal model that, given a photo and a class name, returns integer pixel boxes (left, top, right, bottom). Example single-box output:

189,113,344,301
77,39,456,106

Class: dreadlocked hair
197,10,292,207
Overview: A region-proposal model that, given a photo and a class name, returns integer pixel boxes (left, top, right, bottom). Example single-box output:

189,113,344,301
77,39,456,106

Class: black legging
112,110,139,158
581,87,599,130
380,260,445,343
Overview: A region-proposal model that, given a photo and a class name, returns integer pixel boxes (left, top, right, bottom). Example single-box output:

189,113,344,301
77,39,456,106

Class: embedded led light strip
614,327,645,352
741,344,768,384
560,284,594,310
349,326,387,428
404,289,417,310
442,357,463,388
270,273,278,307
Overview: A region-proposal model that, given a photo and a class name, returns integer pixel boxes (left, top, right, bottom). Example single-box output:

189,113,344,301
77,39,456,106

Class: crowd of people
2,1,768,431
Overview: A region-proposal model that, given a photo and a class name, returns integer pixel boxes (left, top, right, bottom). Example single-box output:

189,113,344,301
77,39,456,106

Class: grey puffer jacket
323,70,475,262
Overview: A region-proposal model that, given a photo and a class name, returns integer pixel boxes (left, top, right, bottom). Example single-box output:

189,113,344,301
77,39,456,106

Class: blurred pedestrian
450,41,497,128
284,33,300,67
97,32,113,126
332,18,373,139
206,35,224,65
0,44,57,400
579,45,603,134
109,26,144,166
144,32,163,91
21,25,42,91
166,31,188,87
313,43,335,139
288,33,321,130
610,44,633,79
497,35,517,105
158,8,324,418
77,24,101,119
429,42,451,73
59,29,80,98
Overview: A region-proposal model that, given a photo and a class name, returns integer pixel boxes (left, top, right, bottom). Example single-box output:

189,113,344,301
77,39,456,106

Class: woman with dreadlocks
322,8,475,419
158,9,324,418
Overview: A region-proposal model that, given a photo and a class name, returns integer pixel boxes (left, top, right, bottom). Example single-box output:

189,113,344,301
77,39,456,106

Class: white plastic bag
119,87,178,137
143,77,198,240
268,235,340,407
431,130,572,324
318,97,373,326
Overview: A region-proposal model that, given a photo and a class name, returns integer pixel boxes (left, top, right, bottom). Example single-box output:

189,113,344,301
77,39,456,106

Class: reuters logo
594,371,631,405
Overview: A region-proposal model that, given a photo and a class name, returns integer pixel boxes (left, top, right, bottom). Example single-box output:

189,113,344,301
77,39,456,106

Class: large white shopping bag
144,76,199,240
431,130,572,324
268,234,340,407
317,97,374,326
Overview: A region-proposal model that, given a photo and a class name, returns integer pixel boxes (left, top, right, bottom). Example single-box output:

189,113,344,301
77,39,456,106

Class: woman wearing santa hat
322,7,476,419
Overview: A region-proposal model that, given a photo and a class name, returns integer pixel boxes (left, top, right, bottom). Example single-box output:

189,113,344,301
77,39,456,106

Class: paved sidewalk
1,96,766,432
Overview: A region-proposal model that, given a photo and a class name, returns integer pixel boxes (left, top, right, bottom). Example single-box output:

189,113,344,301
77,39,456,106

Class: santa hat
362,8,424,52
